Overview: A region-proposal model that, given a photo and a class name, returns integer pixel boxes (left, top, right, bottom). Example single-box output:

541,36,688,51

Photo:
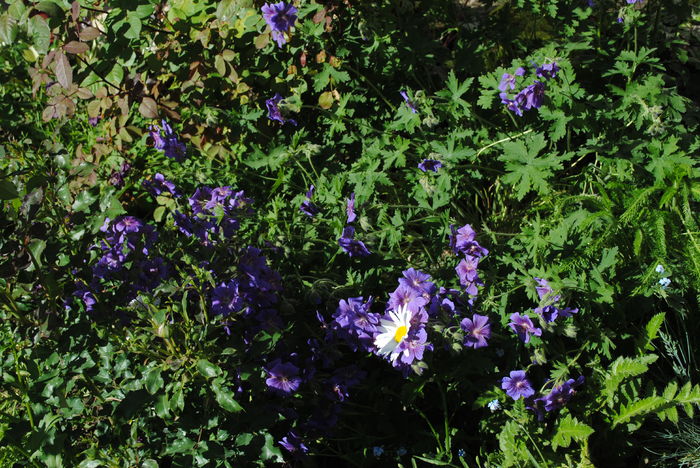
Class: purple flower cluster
261,2,297,47
174,186,253,245
332,297,380,352
379,268,438,372
143,173,179,197
74,216,168,311
338,226,371,257
266,93,297,126
449,224,488,297
499,62,559,116
149,119,186,161
527,376,585,420
299,185,321,217
533,277,578,323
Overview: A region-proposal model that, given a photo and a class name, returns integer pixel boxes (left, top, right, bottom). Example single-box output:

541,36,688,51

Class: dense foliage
1,0,699,466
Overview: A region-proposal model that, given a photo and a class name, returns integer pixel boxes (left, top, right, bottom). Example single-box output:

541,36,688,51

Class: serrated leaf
602,354,657,403
612,396,665,427
499,133,560,200
552,415,594,450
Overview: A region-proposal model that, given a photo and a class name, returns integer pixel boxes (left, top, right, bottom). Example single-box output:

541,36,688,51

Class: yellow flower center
394,325,408,343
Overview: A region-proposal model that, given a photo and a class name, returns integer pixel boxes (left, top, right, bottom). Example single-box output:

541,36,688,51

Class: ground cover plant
1,0,699,466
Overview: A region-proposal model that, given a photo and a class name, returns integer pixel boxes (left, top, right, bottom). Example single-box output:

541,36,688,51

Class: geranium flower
461,313,491,348
501,370,535,400
261,2,297,47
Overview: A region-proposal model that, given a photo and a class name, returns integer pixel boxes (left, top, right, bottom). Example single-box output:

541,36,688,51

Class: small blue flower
372,446,384,457
487,399,501,411
397,447,407,456
655,264,665,274
659,277,671,289
458,448,466,457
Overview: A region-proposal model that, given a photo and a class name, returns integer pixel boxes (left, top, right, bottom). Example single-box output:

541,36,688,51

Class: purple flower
400,90,417,113
455,256,481,296
346,192,356,223
74,287,96,312
332,297,380,352
299,185,321,217
627,0,642,3
461,313,491,348
498,67,525,92
418,159,442,172
534,277,557,301
279,431,308,455
261,2,298,47
449,224,489,258
508,312,542,343
149,120,186,161
501,370,535,400
395,327,429,365
143,173,178,197
517,81,546,111
387,284,428,313
109,162,131,188
266,93,297,126
536,376,584,412
338,226,371,257
399,268,436,297
535,62,560,80
265,359,301,393
211,279,244,317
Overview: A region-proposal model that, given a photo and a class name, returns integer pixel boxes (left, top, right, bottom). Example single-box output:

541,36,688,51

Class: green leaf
499,133,561,200
612,396,665,427
637,312,665,353
144,367,164,395
196,359,221,379
155,393,171,419
602,354,657,403
260,432,283,462
29,15,50,54
552,415,594,450
212,379,243,413
124,12,142,39
0,180,19,199
72,190,98,212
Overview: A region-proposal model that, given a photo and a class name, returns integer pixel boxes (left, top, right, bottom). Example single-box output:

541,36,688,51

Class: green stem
475,129,533,157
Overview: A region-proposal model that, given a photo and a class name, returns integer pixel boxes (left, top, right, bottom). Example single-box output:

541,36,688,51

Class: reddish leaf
79,27,100,41
71,1,80,22
63,41,88,55
54,52,73,89
139,97,159,118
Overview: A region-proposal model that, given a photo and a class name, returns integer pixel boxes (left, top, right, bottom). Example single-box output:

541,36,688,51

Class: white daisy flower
374,304,412,359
